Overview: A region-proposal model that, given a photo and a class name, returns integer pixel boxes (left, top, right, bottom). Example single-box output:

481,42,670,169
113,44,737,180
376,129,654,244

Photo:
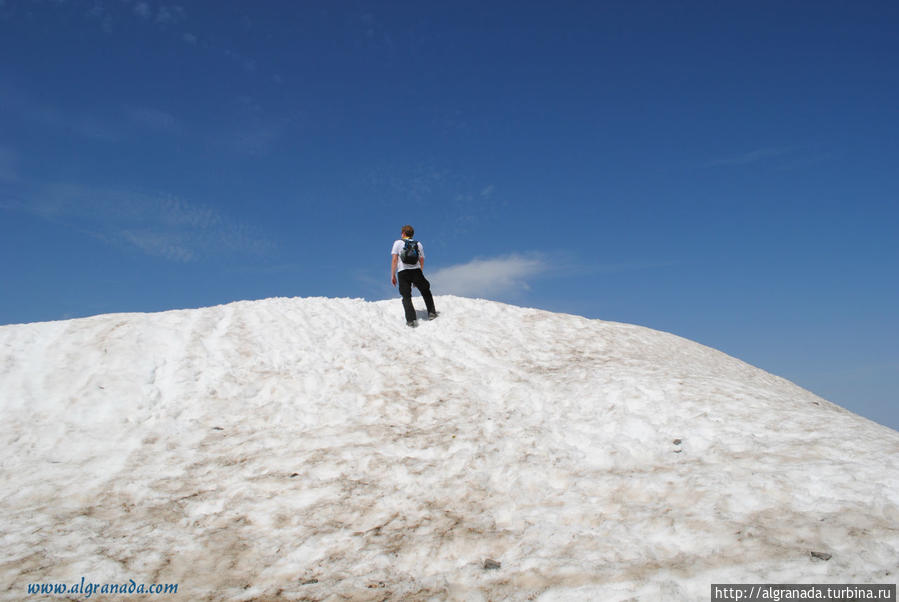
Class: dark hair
401,225,414,237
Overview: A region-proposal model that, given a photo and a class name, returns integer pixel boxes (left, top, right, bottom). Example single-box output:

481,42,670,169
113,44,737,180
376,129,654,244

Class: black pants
397,268,436,323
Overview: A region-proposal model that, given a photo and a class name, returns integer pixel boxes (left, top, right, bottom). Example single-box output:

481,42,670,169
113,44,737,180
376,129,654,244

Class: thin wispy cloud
369,162,502,236
430,254,549,298
448,183,505,236
2,84,181,142
0,146,18,182
385,165,449,203
125,106,179,133
0,0,190,41
218,117,296,156
119,1,264,76
224,48,258,73
121,230,196,263
5,182,273,262
16,3,279,106
35,106,121,142
702,147,793,168
0,86,123,142
5,81,293,159
78,0,186,34
154,4,185,25
350,9,395,51
133,2,152,20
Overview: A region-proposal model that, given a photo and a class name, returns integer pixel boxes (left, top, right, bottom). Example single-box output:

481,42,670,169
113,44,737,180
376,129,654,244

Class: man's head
401,225,414,238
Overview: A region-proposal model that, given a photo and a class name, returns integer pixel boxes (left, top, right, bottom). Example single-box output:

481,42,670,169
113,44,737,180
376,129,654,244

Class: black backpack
400,239,420,265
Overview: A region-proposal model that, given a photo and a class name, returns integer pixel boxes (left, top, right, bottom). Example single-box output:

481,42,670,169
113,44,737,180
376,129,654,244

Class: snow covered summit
1,296,897,601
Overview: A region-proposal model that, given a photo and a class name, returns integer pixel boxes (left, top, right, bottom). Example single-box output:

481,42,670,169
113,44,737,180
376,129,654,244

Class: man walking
391,225,437,327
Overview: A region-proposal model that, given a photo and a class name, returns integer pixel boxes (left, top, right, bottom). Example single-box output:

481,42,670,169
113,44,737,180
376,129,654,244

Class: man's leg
397,270,417,324
411,270,437,316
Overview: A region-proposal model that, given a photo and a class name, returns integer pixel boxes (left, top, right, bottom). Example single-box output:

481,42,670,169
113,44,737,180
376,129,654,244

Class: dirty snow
1,296,897,600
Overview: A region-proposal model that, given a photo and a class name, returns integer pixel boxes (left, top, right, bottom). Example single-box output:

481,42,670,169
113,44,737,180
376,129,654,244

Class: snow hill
1,296,897,601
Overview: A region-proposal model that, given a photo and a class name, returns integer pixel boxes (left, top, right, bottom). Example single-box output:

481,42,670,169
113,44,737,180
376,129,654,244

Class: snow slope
1,296,897,601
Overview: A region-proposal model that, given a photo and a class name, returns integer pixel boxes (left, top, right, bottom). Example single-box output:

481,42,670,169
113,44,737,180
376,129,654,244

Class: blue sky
1,0,897,430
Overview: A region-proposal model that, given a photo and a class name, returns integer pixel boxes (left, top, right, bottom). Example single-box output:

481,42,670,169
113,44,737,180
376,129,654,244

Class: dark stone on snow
673,439,682,445
810,551,832,561
484,559,501,570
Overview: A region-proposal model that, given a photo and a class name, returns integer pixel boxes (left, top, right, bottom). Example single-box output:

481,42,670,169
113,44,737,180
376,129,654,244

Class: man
390,225,437,327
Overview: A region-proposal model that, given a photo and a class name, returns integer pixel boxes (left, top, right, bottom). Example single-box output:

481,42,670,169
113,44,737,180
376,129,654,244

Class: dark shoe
428,312,438,320
406,321,418,328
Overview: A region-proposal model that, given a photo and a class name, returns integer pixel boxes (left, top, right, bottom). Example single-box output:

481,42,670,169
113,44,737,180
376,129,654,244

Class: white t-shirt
391,239,424,272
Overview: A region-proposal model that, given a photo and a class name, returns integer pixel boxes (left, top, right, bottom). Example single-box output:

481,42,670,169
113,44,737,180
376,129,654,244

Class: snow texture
1,296,897,601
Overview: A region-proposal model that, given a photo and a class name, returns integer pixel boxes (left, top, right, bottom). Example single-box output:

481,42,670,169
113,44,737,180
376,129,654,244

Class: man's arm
390,254,399,286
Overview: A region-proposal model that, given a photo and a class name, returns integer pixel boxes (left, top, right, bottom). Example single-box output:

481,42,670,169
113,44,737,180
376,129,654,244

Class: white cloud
429,254,548,298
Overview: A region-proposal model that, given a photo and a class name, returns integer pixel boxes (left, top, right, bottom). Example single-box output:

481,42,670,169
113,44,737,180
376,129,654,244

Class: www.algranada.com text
27,577,178,597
